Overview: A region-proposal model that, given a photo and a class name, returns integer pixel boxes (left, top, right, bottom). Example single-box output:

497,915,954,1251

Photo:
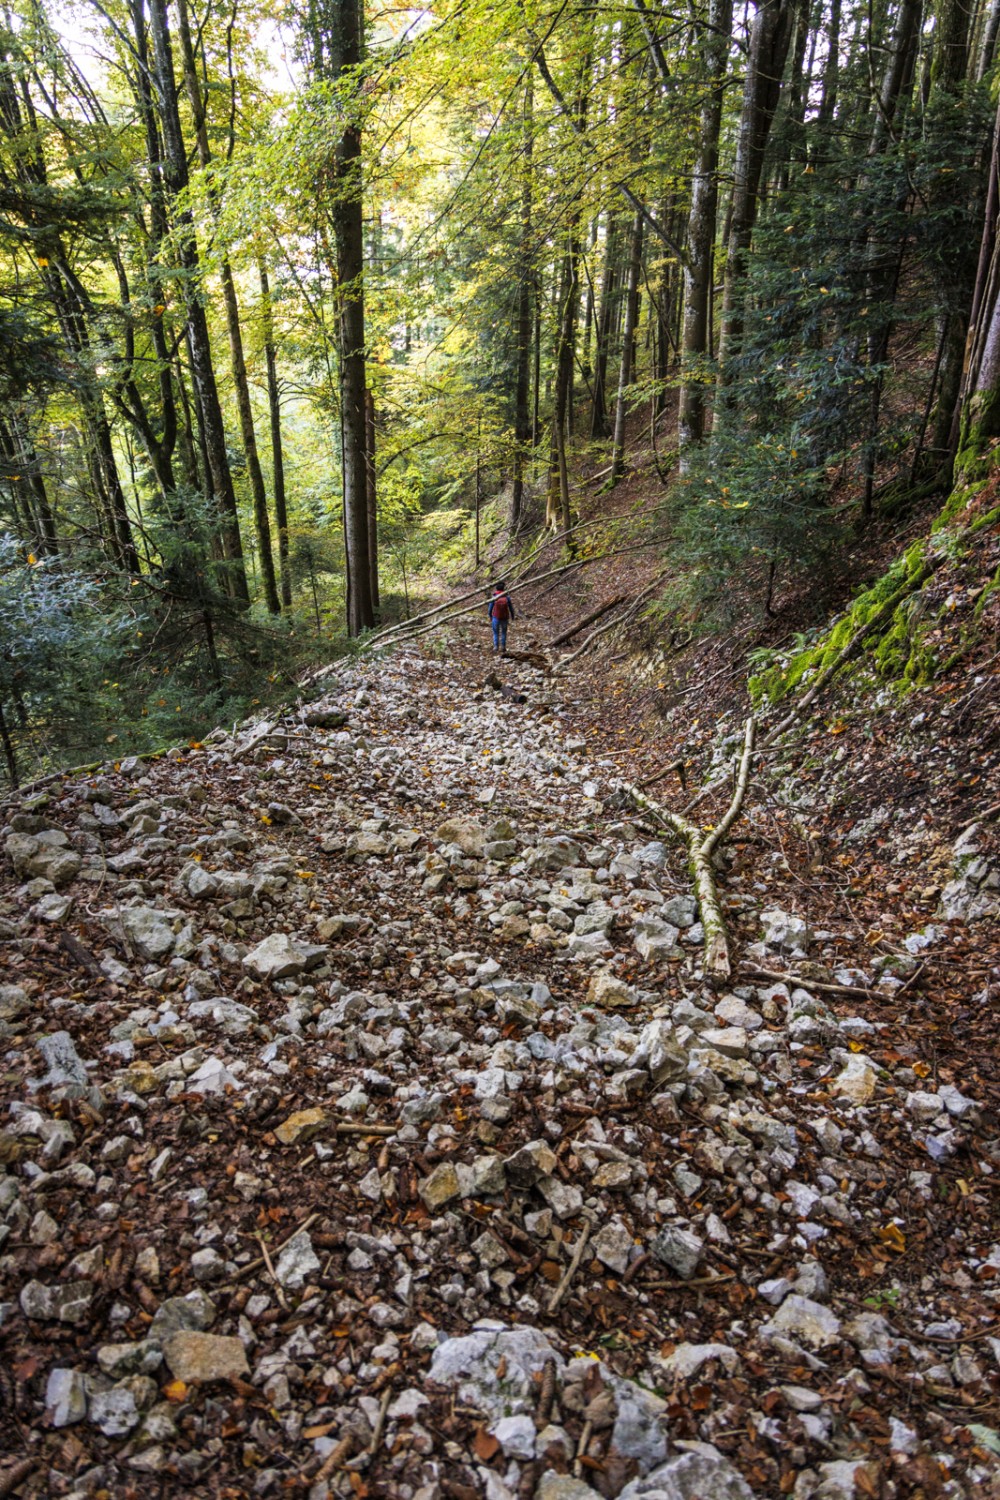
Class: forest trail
0,645,998,1499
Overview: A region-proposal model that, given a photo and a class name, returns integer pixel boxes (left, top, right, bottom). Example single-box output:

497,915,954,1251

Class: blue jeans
491,618,508,650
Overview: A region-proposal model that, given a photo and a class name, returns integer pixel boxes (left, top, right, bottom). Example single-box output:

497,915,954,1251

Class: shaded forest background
3,0,1000,786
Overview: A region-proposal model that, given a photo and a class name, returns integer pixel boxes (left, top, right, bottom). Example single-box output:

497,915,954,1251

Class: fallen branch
625,717,756,982
638,1272,737,1291
639,758,685,792
549,593,627,647
741,965,882,1000
547,1216,593,1313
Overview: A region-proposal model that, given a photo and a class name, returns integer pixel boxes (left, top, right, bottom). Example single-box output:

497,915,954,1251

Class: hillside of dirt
1,553,998,1500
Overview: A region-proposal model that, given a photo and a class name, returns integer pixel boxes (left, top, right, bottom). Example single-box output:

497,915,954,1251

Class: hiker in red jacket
488,582,515,656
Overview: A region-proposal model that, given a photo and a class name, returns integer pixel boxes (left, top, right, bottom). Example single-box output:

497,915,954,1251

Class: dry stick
959,798,1000,832
335,1122,396,1137
230,1212,322,1285
741,965,883,1000
682,561,937,818
547,1216,594,1313
640,1272,737,1291
548,592,627,647
313,1433,354,1484
639,758,685,792
368,1387,392,1458
626,717,757,982
255,1231,290,1311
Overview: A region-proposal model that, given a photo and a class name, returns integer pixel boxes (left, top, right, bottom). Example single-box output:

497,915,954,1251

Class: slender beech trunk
511,69,534,533
716,0,797,384
857,0,923,514
591,213,621,439
175,0,278,613
365,387,379,612
926,0,976,466
956,98,1000,456
146,0,250,604
257,262,292,608
679,0,733,462
610,210,644,484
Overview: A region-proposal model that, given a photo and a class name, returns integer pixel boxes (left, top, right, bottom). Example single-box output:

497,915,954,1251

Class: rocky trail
0,644,998,1500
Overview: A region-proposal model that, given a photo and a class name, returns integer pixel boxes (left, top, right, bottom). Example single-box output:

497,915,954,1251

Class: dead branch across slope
624,717,756,982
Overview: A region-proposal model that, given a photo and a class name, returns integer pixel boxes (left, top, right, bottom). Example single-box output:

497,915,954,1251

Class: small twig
313,1432,354,1484
368,1387,392,1457
573,1419,593,1478
547,1217,593,1313
336,1123,397,1137
229,1213,321,1285
255,1231,290,1310
638,1272,737,1290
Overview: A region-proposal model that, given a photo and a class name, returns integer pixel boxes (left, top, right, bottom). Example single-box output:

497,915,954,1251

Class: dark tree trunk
591,213,622,439
511,69,534,533
175,0,279,613
258,263,292,609
305,0,374,635
365,387,379,613
717,0,797,381
679,0,733,462
146,0,250,604
611,209,644,484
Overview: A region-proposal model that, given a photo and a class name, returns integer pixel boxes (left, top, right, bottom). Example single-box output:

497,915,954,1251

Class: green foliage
748,542,932,705
0,534,126,782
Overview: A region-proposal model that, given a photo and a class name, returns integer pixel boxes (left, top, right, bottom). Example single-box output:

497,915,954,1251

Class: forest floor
1,473,999,1500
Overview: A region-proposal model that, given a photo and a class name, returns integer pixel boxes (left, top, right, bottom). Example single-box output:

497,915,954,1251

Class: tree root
625,717,756,982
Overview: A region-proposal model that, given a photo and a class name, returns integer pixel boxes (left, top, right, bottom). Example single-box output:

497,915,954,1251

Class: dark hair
493,581,505,591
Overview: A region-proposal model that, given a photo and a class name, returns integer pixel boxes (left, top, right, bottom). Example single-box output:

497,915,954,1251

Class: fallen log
625,717,756,981
549,593,626,648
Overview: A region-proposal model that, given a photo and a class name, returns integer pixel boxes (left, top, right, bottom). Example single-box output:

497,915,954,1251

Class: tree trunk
175,0,278,612
306,0,375,636
258,262,292,608
716,0,797,382
611,210,644,484
817,0,842,127
591,213,622,439
511,69,534,534
146,0,250,604
365,387,379,613
679,0,733,462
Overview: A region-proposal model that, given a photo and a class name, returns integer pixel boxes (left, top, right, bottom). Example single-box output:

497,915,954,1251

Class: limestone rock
161,1332,249,1383
242,933,326,981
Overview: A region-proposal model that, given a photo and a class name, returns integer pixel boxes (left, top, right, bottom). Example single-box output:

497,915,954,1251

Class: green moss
754,542,929,704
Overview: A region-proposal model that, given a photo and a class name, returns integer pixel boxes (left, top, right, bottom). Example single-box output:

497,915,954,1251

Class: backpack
492,593,509,621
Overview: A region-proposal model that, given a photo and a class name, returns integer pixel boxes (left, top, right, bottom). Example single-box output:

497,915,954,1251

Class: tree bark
173,0,278,612
306,0,375,635
258,262,292,608
146,0,250,604
678,0,733,463
611,209,644,484
511,69,534,533
716,0,797,382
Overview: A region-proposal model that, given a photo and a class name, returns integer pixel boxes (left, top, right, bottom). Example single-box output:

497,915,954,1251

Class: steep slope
0,645,997,1500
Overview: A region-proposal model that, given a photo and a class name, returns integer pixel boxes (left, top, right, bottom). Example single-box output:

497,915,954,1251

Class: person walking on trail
488,581,515,656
